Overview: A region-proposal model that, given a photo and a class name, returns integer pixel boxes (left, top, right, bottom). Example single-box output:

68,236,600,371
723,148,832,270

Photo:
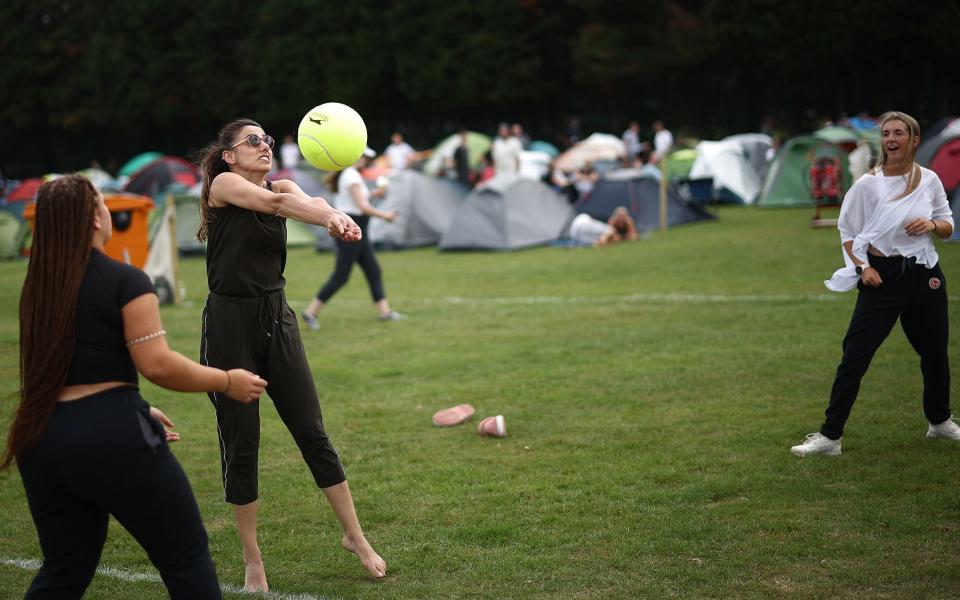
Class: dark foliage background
2,0,957,178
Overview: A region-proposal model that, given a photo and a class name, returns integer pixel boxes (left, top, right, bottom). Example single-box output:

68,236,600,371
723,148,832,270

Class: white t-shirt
334,166,367,216
622,129,641,157
385,142,415,170
653,129,674,160
825,166,953,291
491,137,523,174
569,213,609,245
280,142,300,170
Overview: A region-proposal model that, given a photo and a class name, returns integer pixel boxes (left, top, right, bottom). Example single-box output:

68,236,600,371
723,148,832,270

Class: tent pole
167,193,182,305
659,157,668,231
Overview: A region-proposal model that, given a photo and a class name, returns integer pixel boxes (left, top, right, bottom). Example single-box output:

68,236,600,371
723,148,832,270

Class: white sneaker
927,417,960,440
790,432,841,457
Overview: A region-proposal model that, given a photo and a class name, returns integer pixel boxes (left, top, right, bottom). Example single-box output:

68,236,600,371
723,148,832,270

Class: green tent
0,209,26,259
758,133,852,207
286,219,318,248
665,148,697,180
423,132,492,176
119,152,164,178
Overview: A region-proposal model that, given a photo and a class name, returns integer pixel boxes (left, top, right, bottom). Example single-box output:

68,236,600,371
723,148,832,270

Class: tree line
3,0,957,178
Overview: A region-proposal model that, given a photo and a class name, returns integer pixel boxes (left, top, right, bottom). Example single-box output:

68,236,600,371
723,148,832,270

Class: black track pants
821,255,951,440
201,290,346,505
316,215,386,303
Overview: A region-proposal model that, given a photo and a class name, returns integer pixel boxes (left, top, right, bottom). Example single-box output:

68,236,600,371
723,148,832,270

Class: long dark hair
1,175,97,469
196,118,261,241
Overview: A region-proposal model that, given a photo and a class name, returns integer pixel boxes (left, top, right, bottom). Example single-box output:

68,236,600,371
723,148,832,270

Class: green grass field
1,206,958,599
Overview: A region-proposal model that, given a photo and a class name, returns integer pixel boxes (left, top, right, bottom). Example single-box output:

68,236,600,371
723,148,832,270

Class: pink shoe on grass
432,404,475,427
477,415,507,437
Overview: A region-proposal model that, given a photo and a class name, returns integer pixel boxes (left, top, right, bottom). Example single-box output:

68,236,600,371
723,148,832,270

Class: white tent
689,140,764,204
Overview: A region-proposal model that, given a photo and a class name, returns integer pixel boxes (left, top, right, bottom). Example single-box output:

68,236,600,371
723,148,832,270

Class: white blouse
825,166,953,292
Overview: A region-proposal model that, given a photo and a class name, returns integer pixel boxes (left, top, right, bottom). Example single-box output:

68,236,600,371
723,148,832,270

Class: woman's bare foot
243,554,269,592
341,534,387,579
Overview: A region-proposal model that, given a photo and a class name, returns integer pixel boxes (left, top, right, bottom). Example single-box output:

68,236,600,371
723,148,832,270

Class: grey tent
574,169,715,230
439,174,573,251
370,171,468,249
173,195,204,254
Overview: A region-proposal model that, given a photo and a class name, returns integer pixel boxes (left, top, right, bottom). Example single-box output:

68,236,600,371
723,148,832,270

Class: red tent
124,157,200,197
7,178,45,202
929,138,960,194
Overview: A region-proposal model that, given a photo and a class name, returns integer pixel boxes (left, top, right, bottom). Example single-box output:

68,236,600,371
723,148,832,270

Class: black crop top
64,250,156,385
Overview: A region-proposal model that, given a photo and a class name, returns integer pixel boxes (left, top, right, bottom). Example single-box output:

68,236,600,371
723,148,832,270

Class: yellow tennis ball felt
297,103,368,171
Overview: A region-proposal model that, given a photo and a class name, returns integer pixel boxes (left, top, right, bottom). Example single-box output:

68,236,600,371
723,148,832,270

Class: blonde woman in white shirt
793,111,957,457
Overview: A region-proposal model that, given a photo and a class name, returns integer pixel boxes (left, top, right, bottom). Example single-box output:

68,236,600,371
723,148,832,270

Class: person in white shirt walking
652,120,673,164
491,123,522,175
279,134,301,171
302,148,405,327
792,111,957,457
384,132,415,171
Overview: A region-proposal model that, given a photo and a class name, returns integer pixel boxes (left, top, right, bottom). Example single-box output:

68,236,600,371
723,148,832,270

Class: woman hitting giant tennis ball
195,111,386,591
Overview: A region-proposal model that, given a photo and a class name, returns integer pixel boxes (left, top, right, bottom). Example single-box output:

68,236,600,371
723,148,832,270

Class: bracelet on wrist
930,219,938,235
222,370,231,393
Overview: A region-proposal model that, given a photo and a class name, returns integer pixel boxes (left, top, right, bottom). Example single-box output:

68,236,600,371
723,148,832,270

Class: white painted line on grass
432,292,848,304
1,557,335,600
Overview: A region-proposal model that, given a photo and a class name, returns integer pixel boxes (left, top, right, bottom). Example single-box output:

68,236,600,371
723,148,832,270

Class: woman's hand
904,218,936,237
223,369,268,403
382,210,397,223
149,407,180,443
323,210,362,241
861,266,882,287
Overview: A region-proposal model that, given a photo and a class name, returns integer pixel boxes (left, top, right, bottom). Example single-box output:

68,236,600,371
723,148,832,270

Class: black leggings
821,256,951,439
317,215,385,303
17,387,220,600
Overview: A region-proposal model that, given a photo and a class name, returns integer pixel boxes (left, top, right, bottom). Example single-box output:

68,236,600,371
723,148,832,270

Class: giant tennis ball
297,103,368,171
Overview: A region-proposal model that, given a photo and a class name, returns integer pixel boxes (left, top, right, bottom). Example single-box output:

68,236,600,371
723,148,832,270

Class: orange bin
24,194,155,268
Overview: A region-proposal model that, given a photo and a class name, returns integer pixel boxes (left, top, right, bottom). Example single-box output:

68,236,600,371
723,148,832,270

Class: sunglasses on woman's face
232,133,275,149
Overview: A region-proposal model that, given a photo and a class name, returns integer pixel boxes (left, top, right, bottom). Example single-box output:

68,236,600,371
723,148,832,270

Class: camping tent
574,169,715,231
688,140,764,204
665,148,697,180
119,152,164,178
8,178,45,202
555,133,625,172
369,171,467,249
758,130,858,207
268,166,333,198
722,133,773,178
423,132,492,177
0,209,26,259
918,126,960,194
438,174,572,250
124,157,200,197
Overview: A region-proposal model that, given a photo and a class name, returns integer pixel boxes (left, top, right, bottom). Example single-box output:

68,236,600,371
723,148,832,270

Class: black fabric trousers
316,215,386,303
17,387,220,600
201,290,346,505
821,255,951,440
